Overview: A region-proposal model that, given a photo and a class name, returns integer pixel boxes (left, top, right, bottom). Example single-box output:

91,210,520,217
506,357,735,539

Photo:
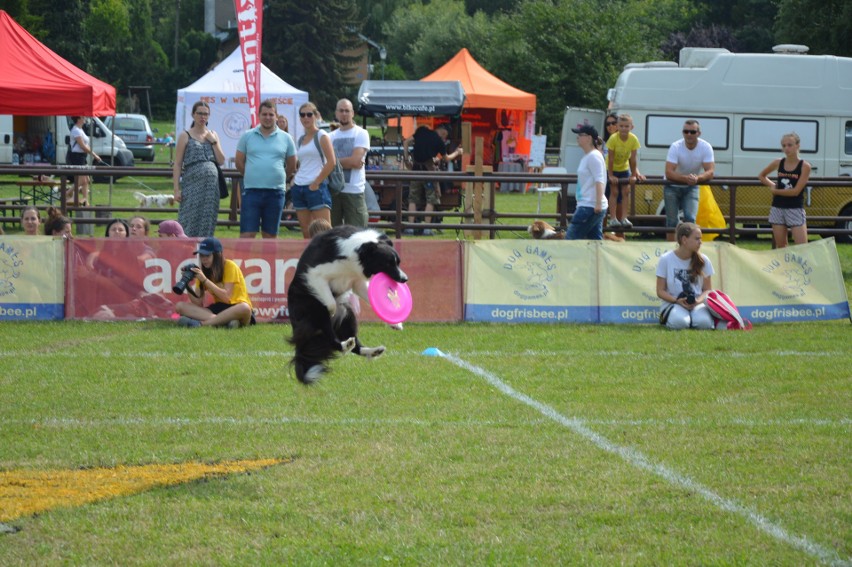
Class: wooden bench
18,179,61,205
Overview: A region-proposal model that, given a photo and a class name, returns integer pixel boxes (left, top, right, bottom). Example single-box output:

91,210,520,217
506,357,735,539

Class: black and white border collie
287,226,408,384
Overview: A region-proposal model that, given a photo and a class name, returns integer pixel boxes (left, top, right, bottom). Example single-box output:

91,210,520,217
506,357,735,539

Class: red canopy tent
0,10,115,115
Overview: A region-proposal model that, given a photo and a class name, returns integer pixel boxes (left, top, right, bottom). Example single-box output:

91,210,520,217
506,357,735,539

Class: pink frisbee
368,272,413,324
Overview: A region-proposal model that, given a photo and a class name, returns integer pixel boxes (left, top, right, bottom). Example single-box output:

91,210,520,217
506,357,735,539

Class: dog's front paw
360,346,386,359
340,337,356,354
388,323,403,331
326,303,337,318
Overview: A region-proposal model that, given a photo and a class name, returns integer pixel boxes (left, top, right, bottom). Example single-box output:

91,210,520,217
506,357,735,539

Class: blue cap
195,237,223,255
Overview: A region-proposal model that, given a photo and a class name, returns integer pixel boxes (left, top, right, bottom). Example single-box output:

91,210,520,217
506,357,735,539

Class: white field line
0,349,847,359
1,416,848,429
439,351,850,567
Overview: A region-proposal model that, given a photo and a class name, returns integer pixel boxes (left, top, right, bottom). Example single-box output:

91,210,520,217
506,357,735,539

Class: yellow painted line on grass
0,458,286,522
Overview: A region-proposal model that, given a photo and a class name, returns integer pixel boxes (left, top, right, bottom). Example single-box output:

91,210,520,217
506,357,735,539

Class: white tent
176,48,309,166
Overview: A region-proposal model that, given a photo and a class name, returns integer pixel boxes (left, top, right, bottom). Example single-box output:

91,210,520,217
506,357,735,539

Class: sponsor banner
67,239,463,323
463,239,849,324
0,236,64,320
464,240,597,322
717,237,850,323
234,0,263,127
598,241,722,324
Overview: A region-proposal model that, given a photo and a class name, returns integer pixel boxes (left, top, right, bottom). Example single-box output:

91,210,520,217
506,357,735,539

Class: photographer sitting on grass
175,237,255,328
656,222,715,330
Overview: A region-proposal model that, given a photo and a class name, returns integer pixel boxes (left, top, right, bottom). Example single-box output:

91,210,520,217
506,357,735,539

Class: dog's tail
133,191,147,205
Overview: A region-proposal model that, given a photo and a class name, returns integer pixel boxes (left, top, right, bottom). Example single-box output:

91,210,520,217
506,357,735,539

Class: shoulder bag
301,131,345,194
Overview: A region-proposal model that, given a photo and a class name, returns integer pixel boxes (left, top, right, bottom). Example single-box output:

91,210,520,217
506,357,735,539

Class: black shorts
69,152,88,166
209,301,256,325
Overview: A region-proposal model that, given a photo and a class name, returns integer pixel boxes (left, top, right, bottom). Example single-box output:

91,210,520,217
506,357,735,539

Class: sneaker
402,229,415,235
177,316,201,328
620,217,633,229
607,218,622,228
421,229,434,236
226,320,240,329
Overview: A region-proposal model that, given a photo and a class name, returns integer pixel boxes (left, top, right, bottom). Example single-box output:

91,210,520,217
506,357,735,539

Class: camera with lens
172,265,197,295
678,286,696,305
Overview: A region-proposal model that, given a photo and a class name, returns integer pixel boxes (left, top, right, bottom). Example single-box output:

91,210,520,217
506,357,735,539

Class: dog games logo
762,251,813,299
502,244,558,301
222,111,251,140
0,241,23,297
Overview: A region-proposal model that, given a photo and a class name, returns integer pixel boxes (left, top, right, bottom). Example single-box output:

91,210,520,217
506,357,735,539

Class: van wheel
837,204,852,244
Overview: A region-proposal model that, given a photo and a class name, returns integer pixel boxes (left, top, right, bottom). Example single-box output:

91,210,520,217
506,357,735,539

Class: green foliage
775,0,852,56
264,0,363,113
83,0,133,80
28,0,87,69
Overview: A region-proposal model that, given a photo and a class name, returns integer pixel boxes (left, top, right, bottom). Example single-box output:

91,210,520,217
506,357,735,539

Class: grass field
0,320,849,565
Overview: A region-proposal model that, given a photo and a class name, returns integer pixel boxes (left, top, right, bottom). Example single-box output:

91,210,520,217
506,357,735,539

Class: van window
741,118,818,153
846,121,852,155
645,115,729,150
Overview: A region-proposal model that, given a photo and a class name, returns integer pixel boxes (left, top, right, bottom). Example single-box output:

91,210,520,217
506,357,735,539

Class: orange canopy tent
422,48,535,112
420,48,536,165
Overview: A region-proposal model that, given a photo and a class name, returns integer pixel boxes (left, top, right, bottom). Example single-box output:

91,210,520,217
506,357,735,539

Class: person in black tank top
758,132,812,248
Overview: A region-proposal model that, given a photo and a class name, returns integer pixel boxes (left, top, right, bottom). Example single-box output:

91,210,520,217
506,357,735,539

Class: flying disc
368,272,413,324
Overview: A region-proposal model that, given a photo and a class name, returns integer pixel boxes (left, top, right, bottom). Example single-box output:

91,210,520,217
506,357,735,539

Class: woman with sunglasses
173,101,225,237
291,102,335,238
176,237,254,328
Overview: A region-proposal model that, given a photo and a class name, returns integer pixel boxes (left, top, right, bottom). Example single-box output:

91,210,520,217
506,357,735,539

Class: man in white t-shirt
663,120,715,241
329,99,369,227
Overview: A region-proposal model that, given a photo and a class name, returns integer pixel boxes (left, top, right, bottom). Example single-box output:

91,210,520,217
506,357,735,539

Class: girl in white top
656,222,716,330
292,102,335,238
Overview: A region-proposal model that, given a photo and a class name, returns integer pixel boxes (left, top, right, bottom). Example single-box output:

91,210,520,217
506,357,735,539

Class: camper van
0,115,134,169
559,45,852,241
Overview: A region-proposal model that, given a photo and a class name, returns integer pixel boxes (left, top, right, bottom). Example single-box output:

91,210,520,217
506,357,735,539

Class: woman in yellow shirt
176,237,254,328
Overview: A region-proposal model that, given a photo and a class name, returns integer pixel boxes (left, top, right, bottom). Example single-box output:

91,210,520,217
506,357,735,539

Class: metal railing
1,164,850,244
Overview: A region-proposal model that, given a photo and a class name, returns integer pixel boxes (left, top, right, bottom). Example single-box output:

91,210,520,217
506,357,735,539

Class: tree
383,0,493,79
775,0,851,56
84,0,133,82
28,0,87,69
264,0,362,113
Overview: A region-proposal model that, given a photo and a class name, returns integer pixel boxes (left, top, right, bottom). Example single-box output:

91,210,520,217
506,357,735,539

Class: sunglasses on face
299,112,314,118
605,121,617,126
683,129,698,135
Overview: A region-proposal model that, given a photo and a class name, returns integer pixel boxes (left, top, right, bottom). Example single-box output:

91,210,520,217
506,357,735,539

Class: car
104,113,155,162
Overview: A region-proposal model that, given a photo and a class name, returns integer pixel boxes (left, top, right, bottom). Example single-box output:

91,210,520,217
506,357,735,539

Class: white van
0,115,134,168
559,46,852,240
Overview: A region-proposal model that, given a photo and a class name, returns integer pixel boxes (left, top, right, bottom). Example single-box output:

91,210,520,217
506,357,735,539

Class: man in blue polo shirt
235,99,297,238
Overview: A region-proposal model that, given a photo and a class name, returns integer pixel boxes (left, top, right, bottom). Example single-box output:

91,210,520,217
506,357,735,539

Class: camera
678,289,696,305
172,265,197,295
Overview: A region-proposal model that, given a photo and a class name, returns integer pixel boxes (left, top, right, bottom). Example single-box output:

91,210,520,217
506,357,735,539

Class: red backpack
706,290,753,330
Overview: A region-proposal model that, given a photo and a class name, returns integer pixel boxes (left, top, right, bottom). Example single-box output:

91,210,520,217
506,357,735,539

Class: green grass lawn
0,321,848,564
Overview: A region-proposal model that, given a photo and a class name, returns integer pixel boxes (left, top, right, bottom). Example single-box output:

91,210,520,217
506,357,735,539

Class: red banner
234,0,263,127
66,239,463,323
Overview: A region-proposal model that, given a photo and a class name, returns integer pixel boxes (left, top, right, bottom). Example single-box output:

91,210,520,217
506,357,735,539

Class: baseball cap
571,124,599,139
195,237,223,255
157,220,187,238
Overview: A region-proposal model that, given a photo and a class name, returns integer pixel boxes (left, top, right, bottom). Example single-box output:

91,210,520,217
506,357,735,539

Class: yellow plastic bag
696,185,725,241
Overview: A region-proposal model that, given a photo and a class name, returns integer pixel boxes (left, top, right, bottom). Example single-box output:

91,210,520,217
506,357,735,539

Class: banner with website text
234,0,263,127
464,239,849,324
66,239,463,323
0,236,64,320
